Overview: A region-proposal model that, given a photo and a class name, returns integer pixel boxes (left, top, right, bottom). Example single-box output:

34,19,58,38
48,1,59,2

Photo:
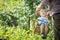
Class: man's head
40,9,47,17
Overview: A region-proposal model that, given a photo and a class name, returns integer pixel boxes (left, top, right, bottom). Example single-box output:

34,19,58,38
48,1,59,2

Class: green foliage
0,13,18,27
0,25,53,40
0,0,54,40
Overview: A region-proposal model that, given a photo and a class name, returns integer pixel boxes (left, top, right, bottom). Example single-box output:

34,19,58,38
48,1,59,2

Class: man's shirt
41,0,60,16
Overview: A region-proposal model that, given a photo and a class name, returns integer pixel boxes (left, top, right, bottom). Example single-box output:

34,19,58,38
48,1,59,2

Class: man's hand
46,11,51,18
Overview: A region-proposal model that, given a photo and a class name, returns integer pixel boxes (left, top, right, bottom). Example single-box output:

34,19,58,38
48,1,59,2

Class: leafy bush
0,25,53,40
0,0,54,40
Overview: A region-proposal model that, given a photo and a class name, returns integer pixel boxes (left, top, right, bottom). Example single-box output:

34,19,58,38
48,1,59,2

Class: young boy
37,9,49,38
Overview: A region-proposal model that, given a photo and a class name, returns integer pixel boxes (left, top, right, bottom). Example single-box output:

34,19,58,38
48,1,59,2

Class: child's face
40,10,46,17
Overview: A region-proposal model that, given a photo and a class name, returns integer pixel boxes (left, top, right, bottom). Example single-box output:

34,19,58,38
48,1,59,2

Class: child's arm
35,3,44,17
35,0,47,17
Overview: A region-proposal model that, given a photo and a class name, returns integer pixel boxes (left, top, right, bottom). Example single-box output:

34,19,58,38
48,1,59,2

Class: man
35,0,60,40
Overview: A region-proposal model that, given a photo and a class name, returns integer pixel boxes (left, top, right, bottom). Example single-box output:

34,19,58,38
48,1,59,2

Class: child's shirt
37,17,48,27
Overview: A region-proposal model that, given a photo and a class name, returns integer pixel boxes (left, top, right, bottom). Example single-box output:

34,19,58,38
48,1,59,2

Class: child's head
40,9,47,17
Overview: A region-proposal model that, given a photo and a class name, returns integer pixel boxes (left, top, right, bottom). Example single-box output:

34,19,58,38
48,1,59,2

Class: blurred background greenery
0,0,53,40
